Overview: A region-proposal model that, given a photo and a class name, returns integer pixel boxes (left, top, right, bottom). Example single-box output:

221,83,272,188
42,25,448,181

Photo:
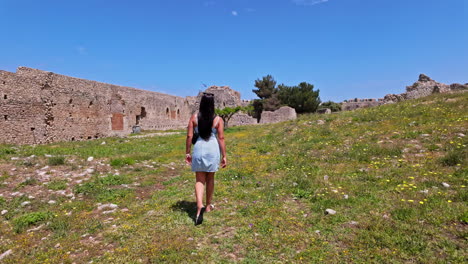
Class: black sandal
195,207,205,225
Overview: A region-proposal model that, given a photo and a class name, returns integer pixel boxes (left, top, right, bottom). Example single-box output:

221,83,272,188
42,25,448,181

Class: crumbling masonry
0,67,297,145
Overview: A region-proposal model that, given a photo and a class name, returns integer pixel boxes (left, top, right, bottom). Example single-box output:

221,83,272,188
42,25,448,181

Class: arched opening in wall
69,99,73,104
136,106,147,125
3,95,7,99
177,109,180,119
223,102,226,107
3,115,7,121
166,108,170,119
89,101,93,107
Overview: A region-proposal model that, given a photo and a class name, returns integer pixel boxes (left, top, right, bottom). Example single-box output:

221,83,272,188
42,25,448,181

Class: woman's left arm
216,118,227,168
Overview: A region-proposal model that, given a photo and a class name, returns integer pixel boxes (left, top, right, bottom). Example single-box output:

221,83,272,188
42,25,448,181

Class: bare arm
216,117,227,168
185,115,195,165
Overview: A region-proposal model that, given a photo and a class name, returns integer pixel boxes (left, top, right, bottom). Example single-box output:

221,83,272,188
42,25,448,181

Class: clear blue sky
1,0,467,102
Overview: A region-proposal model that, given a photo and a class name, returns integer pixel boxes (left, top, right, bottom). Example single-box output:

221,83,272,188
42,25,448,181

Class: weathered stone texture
384,74,467,103
194,85,241,110
230,112,257,126
0,67,192,144
317,108,332,114
342,99,384,111
260,106,297,124
1,67,298,145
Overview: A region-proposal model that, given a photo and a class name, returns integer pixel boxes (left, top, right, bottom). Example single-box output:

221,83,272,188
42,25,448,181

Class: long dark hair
198,93,215,140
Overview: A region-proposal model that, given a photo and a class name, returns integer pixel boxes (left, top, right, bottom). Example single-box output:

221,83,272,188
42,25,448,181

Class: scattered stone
97,203,118,211
102,210,117,214
28,195,35,199
420,189,429,194
45,154,52,158
146,210,156,216
121,208,129,212
421,134,430,137
1,210,8,215
343,194,349,199
48,200,57,204
317,120,325,125
101,141,106,145
349,221,358,225
0,249,13,261
21,201,31,206
10,157,19,160
325,209,336,215
11,168,16,171
86,168,95,174
323,175,329,181
27,224,44,232
442,182,450,188
457,133,465,137
11,191,24,197
87,157,94,162
315,230,320,234
54,243,61,248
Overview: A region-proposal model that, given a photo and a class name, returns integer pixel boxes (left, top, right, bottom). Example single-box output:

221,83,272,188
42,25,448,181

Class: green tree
318,101,342,112
215,106,242,128
250,99,263,122
253,75,277,99
277,82,321,113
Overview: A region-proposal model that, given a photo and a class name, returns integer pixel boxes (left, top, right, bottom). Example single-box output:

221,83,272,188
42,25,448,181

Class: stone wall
0,67,192,145
260,106,297,124
384,74,467,103
230,112,257,126
0,67,299,145
193,85,241,110
341,98,385,111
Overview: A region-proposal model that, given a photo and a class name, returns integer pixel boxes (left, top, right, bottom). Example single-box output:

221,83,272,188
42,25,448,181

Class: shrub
48,156,65,166
110,157,135,167
13,211,53,233
47,180,68,190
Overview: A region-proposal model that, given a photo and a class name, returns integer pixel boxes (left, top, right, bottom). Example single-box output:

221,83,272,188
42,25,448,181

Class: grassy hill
0,92,466,263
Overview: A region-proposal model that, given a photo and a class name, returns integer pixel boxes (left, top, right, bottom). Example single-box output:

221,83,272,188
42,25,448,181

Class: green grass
48,156,66,166
0,92,466,263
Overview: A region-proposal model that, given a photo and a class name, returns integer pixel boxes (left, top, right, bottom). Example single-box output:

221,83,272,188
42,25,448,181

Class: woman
185,93,227,225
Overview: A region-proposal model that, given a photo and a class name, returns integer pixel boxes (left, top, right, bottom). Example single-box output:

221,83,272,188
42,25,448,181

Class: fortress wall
0,67,192,145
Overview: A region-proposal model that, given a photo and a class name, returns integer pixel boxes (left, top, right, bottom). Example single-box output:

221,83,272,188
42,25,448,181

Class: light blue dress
192,126,220,172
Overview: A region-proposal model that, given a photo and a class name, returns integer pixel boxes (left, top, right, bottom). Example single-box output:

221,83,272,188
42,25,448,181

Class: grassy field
0,92,466,263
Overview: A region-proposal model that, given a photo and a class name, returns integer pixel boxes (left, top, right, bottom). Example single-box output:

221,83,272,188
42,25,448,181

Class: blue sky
1,0,467,102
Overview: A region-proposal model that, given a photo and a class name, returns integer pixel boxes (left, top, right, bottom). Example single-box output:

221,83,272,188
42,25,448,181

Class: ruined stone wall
384,74,467,103
194,85,241,110
260,106,297,124
341,98,384,111
0,67,192,145
230,112,257,126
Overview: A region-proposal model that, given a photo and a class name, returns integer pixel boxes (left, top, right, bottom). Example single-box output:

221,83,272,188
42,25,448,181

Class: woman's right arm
185,115,195,165
216,118,227,168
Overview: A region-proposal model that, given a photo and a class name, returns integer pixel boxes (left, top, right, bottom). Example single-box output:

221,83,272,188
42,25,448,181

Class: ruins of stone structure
0,67,193,145
0,67,297,145
230,112,258,126
260,106,297,124
341,74,467,111
383,74,467,103
341,98,385,111
193,85,241,110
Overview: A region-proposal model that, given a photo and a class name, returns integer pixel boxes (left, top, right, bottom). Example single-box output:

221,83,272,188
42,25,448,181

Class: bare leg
195,172,207,216
205,172,215,212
